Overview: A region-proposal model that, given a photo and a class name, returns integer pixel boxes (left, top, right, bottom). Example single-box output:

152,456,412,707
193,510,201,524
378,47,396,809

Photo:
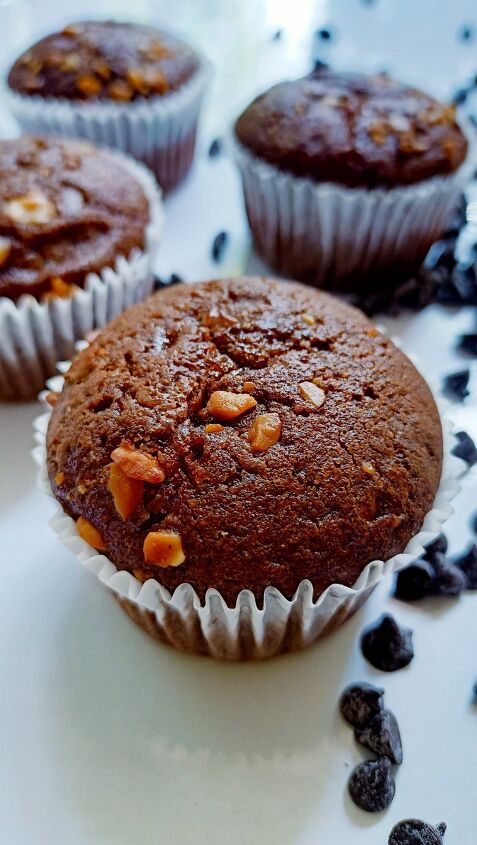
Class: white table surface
1,1,477,843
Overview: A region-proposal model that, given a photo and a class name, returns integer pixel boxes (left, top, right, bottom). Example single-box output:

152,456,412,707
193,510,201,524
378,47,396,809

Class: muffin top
7,20,199,102
235,70,468,187
46,277,442,604
0,136,149,301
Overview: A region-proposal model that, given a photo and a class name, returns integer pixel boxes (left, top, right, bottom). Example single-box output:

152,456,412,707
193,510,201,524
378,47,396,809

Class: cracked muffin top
0,136,149,301
235,70,468,188
46,276,442,603
8,20,200,102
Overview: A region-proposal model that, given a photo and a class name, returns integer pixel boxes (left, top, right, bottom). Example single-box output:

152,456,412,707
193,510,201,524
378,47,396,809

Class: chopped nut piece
302,313,315,326
133,567,148,582
248,413,282,453
43,276,76,300
367,121,388,145
362,461,376,475
108,79,134,101
207,390,257,421
108,463,144,520
299,381,326,408
62,24,79,37
60,54,80,72
243,381,256,392
366,327,379,338
45,391,59,406
142,40,169,61
3,189,57,225
94,61,112,80
143,531,185,568
55,471,66,485
111,442,166,483
0,236,11,268
204,423,223,433
202,307,238,329
126,67,149,95
76,75,102,97
76,516,107,550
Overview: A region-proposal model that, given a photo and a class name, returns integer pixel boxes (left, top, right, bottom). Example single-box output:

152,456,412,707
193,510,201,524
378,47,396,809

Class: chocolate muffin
235,70,468,188
46,276,442,604
6,21,209,191
233,71,470,287
8,20,199,102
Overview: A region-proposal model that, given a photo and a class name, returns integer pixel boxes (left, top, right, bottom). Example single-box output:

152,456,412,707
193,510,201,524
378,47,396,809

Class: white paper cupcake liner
32,349,465,660
5,56,210,192
232,126,475,287
0,150,164,400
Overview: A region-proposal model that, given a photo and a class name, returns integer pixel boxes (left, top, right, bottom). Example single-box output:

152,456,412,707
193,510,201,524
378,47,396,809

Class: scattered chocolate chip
354,709,403,764
457,333,477,356
389,818,446,844
459,24,474,41
316,27,333,40
348,757,395,813
452,87,468,105
361,614,414,672
339,682,384,728
169,273,183,285
452,430,477,466
431,552,468,596
311,59,330,73
454,543,477,588
271,29,282,41
394,560,435,601
153,274,183,290
423,533,448,562
211,231,229,262
208,138,222,158
442,369,470,400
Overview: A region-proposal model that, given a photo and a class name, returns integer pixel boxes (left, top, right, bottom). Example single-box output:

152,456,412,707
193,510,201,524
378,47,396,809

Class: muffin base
33,361,463,660
0,152,163,400
232,132,475,290
6,57,210,192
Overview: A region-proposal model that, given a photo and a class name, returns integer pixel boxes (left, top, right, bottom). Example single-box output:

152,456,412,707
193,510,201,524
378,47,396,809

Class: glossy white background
0,1,477,843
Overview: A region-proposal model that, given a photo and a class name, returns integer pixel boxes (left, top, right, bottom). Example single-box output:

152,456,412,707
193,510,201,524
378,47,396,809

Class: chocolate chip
394,559,435,601
431,552,468,596
311,59,330,73
423,533,448,561
208,138,222,158
316,27,333,40
354,709,403,764
348,757,395,813
389,819,446,844
169,273,183,285
211,231,229,262
442,369,470,400
339,682,384,728
271,29,282,41
457,333,477,356
459,24,474,41
454,543,477,588
452,87,468,105
361,614,414,672
452,431,477,466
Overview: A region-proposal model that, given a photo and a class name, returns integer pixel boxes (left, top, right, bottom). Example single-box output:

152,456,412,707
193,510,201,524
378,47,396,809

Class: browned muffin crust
235,71,468,188
0,136,149,301
8,20,199,102
46,277,442,604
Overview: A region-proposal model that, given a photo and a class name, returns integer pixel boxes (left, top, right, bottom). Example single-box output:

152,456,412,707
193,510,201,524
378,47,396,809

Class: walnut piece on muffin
46,277,442,604
7,20,199,102
235,70,468,187
0,136,149,301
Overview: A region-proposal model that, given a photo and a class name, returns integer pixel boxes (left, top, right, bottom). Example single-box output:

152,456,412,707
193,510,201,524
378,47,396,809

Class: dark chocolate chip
348,757,395,813
316,27,333,40
431,552,468,596
169,273,183,285
452,87,468,105
339,682,384,728
423,533,448,562
208,138,222,158
459,24,474,41
361,614,414,672
394,560,435,601
311,59,330,73
211,231,229,262
452,431,477,466
152,275,167,291
457,333,477,356
389,818,446,844
271,29,282,41
354,709,403,764
442,369,470,400
454,543,477,588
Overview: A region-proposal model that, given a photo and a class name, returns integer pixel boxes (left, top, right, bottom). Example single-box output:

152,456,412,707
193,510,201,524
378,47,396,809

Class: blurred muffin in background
234,70,471,289
0,135,162,400
7,20,210,191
